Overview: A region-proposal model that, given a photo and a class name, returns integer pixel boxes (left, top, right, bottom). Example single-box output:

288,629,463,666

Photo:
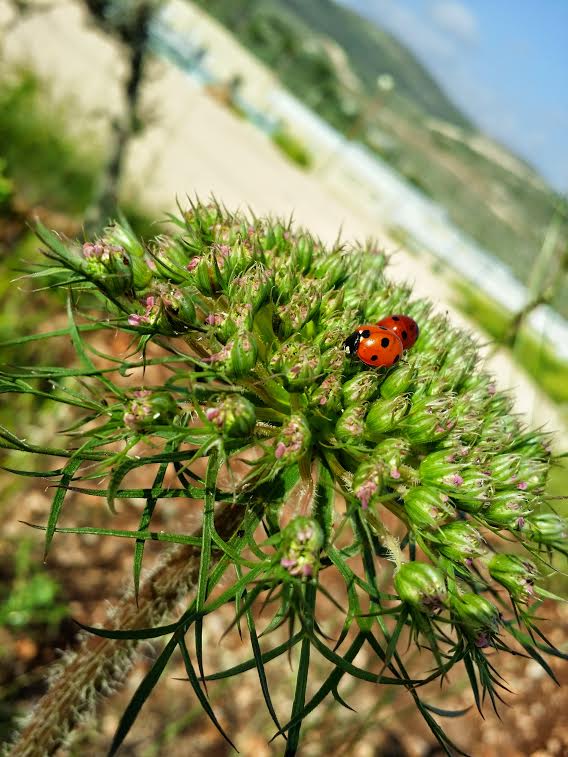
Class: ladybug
376,314,419,350
344,324,403,368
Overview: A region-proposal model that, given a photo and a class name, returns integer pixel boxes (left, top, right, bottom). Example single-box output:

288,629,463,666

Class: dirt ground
2,459,567,757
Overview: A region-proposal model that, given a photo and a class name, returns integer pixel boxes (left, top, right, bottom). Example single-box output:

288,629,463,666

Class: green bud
319,345,346,374
294,235,315,273
515,458,549,492
228,265,272,313
205,395,256,438
404,486,455,530
213,303,254,344
314,251,348,287
512,431,552,460
131,256,153,289
447,394,484,440
434,340,477,392
151,236,192,283
336,403,368,443
162,287,198,332
488,553,538,603
380,362,416,399
220,242,254,285
193,250,225,295
183,201,222,233
315,311,358,351
310,375,342,415
484,491,534,529
418,449,466,488
452,593,500,644
394,561,447,608
526,513,568,548
270,341,321,392
82,240,133,296
273,268,297,301
365,396,409,438
104,221,144,258
482,413,521,449
352,459,385,509
319,289,345,319
213,312,238,344
402,396,454,444
430,521,485,563
276,283,322,339
342,372,380,406
372,438,411,474
226,331,259,378
352,248,388,296
274,414,312,464
280,516,324,578
123,390,177,430
259,224,276,251
450,470,493,511
487,454,524,488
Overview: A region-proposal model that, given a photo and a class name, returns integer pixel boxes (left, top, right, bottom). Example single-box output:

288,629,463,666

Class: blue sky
339,0,568,192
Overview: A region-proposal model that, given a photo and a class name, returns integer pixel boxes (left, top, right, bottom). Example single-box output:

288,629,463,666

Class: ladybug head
343,328,370,357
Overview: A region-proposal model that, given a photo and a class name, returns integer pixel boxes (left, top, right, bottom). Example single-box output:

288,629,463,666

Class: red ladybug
376,314,419,350
344,325,403,368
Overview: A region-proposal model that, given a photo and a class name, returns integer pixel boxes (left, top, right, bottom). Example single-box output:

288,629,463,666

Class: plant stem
7,501,244,757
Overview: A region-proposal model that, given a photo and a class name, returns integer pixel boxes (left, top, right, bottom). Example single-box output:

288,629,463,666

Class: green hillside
193,0,567,317
278,0,471,126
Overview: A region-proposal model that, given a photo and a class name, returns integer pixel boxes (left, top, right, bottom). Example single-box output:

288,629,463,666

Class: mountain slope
280,0,470,126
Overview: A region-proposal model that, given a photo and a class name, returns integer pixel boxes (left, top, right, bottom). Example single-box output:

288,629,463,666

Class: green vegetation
0,159,13,207
452,280,568,406
0,541,67,631
200,0,467,126
271,127,312,168
193,0,568,318
0,68,101,214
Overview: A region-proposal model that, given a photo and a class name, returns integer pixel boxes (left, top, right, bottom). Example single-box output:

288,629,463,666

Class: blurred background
0,1,567,754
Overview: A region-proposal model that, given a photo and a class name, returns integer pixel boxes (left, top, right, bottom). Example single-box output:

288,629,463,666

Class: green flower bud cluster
123,390,177,430
205,395,256,438
26,200,566,753
279,517,324,578
49,201,561,594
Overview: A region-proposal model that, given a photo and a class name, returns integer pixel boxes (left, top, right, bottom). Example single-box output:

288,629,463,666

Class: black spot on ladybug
392,315,400,321
381,337,390,347
393,354,400,364
402,330,408,341
361,329,371,338
371,355,378,361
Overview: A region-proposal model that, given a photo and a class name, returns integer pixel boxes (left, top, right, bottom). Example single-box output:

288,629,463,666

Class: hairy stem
8,501,244,757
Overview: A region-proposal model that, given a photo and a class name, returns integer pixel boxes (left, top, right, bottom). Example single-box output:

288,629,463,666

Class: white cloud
429,0,478,45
